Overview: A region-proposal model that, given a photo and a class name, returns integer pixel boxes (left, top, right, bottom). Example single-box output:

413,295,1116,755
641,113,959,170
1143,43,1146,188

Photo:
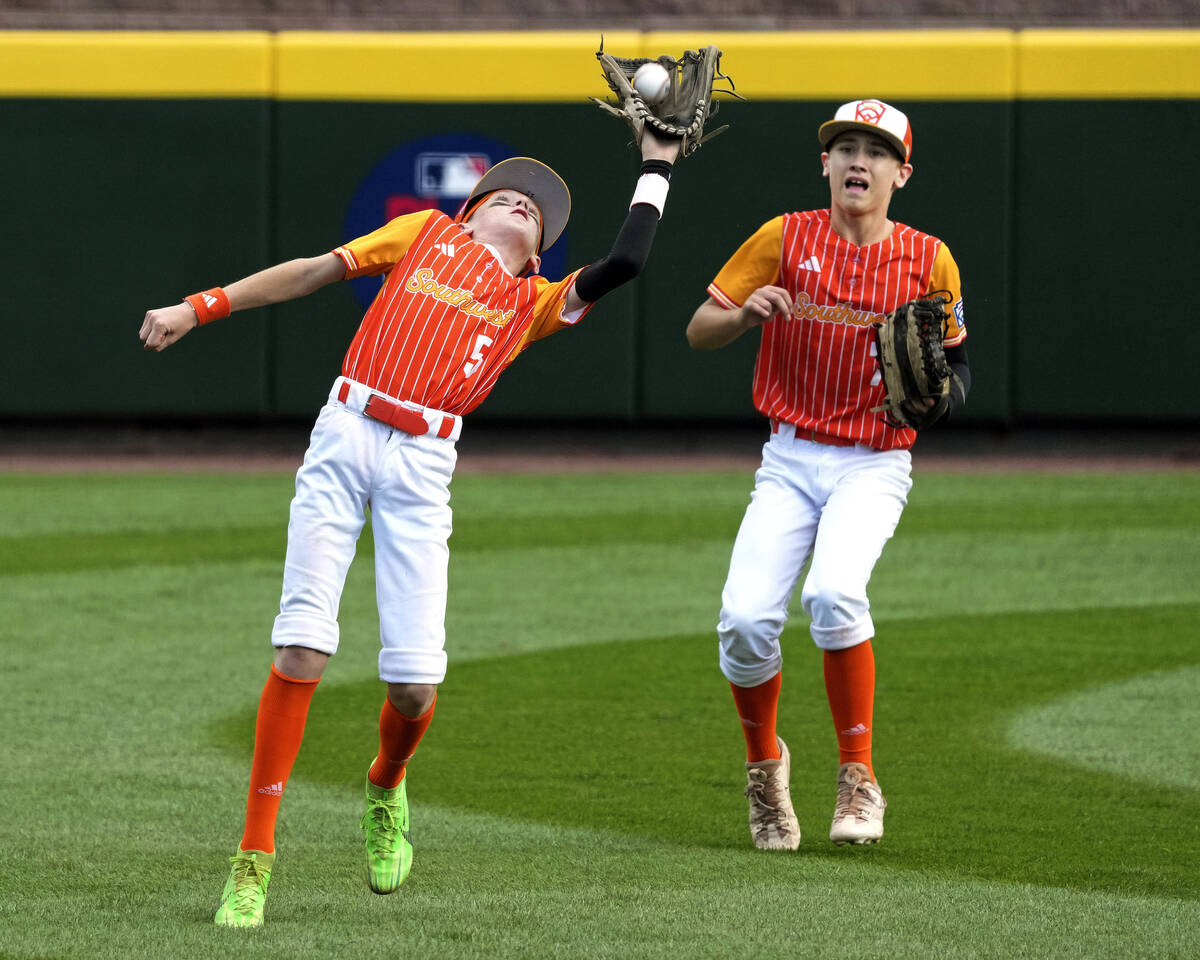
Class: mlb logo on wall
344,134,568,309
415,153,489,198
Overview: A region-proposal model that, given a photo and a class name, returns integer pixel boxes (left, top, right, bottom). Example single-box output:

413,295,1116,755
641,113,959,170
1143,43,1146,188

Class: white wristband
629,173,669,218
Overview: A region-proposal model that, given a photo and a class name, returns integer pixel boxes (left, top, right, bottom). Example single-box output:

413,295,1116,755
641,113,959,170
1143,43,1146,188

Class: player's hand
640,128,682,164
140,302,198,352
740,285,794,328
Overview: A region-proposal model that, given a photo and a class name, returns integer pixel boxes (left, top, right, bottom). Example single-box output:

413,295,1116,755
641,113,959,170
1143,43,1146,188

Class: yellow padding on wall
0,29,1197,100
0,30,272,97
275,29,1015,101
1018,30,1200,98
643,30,1016,100
275,31,641,101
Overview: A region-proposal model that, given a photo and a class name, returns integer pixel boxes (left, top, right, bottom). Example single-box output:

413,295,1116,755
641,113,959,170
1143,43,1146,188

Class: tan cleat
744,737,801,851
829,761,887,845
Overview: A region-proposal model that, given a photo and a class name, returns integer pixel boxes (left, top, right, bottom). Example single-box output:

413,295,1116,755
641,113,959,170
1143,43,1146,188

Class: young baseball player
686,100,970,850
140,132,681,927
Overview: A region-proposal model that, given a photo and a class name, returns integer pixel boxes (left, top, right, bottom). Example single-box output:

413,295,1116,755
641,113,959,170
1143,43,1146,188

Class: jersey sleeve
333,210,438,278
707,216,785,308
519,268,592,346
931,242,967,347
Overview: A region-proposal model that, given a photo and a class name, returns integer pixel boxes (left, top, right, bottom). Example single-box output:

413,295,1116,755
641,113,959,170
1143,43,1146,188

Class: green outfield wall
2,29,1196,424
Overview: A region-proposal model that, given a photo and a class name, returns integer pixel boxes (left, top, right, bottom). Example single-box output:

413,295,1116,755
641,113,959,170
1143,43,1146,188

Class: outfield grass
1,467,1197,959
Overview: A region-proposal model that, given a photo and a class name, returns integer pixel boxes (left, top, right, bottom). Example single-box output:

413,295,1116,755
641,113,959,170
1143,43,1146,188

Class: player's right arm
686,216,788,350
686,287,794,350
140,252,347,352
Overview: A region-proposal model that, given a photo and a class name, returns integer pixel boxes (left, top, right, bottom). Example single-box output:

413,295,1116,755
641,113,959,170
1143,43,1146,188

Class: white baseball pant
270,378,458,684
717,422,913,688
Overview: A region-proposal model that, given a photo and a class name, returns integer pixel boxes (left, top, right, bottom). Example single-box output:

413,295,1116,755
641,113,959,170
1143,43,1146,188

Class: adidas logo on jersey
798,256,822,272
256,781,284,796
434,242,456,258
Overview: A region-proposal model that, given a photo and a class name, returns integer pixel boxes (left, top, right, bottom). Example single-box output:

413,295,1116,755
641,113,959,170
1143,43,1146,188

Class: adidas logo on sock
840,723,870,736
256,781,284,796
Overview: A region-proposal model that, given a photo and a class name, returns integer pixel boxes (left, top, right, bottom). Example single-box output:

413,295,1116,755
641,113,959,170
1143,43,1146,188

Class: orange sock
367,695,436,789
239,664,319,854
730,672,782,762
823,640,876,778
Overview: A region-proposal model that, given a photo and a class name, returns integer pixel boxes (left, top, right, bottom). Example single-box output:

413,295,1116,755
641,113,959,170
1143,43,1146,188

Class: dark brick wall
2,0,1197,30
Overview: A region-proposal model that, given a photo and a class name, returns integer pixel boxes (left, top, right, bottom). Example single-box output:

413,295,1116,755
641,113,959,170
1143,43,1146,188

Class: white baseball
633,62,671,104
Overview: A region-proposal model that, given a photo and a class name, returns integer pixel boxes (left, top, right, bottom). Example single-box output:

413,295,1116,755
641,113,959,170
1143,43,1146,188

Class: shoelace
361,797,399,855
745,768,797,843
744,769,780,808
228,855,268,911
836,779,884,823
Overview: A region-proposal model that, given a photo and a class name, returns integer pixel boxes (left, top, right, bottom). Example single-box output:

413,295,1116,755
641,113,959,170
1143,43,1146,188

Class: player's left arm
561,131,682,316
931,243,971,415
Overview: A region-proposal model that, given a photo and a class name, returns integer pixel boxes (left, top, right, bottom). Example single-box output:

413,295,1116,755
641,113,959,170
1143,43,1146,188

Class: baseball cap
818,99,913,162
458,157,571,252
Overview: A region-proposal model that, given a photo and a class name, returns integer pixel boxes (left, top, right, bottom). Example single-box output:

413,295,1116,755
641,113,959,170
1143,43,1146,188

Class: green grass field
1,465,1198,959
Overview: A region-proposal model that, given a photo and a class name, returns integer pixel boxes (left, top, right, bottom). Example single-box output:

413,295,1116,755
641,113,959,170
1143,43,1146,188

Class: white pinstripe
337,211,581,416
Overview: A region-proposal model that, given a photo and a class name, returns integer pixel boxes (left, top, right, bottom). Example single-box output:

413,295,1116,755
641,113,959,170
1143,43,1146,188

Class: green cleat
214,848,274,928
360,774,413,894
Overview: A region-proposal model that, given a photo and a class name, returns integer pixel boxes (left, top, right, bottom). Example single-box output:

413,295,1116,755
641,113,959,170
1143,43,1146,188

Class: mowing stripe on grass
2,468,1198,959
206,604,1200,901
1008,664,1200,790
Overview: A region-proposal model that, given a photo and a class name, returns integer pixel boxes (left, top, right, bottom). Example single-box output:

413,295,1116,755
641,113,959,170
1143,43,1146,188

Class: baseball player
140,132,681,927
686,100,970,850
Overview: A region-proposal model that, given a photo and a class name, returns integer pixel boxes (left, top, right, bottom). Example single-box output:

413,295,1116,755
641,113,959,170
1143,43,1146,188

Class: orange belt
338,381,458,439
770,419,856,448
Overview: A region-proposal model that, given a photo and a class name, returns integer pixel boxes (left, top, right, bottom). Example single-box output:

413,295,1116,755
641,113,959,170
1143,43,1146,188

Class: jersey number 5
463,334,494,377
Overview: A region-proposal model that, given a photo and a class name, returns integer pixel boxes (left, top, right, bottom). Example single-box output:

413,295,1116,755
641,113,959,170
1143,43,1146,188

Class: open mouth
845,177,869,192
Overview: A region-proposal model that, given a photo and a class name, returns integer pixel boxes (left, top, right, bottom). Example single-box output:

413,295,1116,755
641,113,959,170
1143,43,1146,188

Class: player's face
464,190,543,265
821,132,912,212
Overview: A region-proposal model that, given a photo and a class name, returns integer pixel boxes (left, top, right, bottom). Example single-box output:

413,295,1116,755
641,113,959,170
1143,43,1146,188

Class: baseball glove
590,42,739,157
871,292,961,431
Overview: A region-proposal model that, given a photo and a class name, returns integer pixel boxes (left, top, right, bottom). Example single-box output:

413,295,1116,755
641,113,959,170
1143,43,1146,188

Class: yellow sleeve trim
340,210,436,278
931,244,967,346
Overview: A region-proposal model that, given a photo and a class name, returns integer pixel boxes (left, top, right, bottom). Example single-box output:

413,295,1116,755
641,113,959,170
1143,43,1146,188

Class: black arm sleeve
946,342,971,414
572,201,660,304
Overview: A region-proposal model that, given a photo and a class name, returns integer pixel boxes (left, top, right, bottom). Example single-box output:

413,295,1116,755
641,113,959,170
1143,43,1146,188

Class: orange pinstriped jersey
708,210,966,451
333,209,589,416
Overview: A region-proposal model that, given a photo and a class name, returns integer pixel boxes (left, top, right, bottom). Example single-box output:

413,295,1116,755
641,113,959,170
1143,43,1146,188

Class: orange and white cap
818,99,913,162
455,157,571,253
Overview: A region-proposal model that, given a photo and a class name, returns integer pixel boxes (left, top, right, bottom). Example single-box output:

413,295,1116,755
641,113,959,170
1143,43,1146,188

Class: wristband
183,287,231,326
639,158,673,181
629,173,670,217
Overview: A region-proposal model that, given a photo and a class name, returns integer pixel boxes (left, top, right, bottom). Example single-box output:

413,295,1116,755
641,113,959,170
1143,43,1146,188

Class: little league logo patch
855,100,887,124
954,298,965,328
343,133,569,310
